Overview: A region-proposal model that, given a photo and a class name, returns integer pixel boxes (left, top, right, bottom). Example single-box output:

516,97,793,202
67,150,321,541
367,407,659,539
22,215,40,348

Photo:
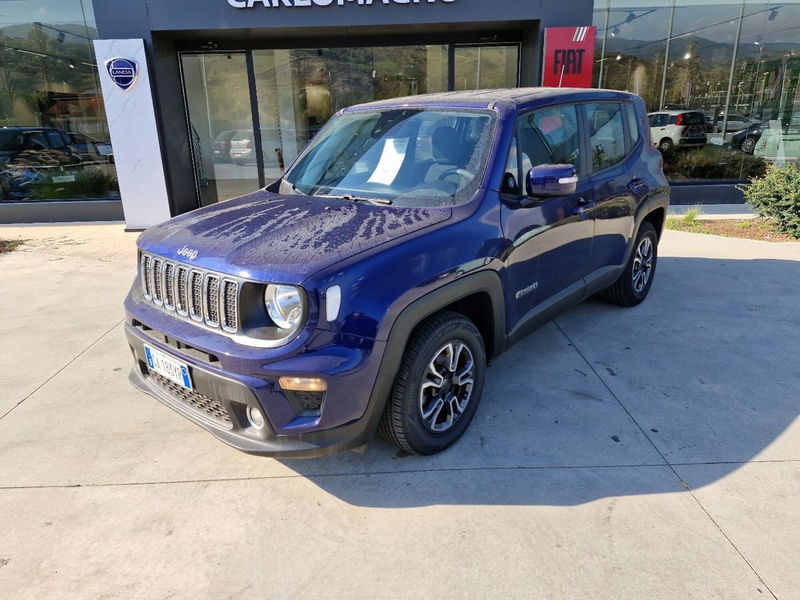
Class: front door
501,103,593,332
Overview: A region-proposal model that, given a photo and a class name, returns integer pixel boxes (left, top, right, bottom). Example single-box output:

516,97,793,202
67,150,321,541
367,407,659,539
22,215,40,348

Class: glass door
180,52,261,206
454,44,520,91
252,45,448,184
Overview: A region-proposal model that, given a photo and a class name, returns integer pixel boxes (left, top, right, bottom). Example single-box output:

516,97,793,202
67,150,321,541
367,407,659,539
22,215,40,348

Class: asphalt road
1,223,798,599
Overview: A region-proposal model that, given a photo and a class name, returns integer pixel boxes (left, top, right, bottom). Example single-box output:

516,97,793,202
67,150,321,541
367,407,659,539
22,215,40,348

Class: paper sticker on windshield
368,138,408,185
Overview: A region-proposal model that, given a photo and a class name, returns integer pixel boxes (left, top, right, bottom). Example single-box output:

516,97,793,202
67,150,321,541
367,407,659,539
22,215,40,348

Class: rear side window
585,103,626,171
624,103,640,148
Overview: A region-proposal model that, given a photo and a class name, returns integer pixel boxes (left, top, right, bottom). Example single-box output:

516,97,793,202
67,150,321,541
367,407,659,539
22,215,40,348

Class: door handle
573,197,596,215
628,178,647,193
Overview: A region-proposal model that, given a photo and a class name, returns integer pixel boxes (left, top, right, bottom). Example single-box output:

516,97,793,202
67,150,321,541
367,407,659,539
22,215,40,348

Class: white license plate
144,345,192,390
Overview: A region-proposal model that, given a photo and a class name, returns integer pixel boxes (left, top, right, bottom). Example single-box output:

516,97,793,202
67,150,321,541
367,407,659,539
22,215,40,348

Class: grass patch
666,216,797,242
0,239,24,254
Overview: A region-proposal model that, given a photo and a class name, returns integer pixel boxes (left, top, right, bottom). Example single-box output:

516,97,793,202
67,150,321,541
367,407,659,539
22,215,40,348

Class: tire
380,310,486,455
658,138,674,151
741,136,756,154
603,221,658,307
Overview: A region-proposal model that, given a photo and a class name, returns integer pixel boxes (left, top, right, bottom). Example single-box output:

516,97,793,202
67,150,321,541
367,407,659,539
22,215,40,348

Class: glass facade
593,0,800,181
182,45,520,206
0,0,118,202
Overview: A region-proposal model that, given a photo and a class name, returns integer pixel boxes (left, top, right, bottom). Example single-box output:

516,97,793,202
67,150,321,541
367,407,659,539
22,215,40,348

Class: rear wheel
603,221,658,307
380,311,486,455
741,136,757,154
658,138,674,151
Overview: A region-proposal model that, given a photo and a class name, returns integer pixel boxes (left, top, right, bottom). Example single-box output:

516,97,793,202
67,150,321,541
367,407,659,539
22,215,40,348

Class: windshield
280,108,496,207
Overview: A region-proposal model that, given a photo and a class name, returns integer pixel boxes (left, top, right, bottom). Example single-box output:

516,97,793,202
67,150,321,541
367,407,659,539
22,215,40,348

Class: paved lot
1,223,798,599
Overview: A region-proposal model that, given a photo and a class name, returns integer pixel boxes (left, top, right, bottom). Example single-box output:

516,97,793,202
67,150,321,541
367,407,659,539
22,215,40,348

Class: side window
514,105,581,188
24,132,48,150
585,103,626,171
624,103,640,149
648,114,658,127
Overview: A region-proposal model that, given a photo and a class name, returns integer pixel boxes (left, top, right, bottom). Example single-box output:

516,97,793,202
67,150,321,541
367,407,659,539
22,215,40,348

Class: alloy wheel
632,236,654,294
419,341,475,433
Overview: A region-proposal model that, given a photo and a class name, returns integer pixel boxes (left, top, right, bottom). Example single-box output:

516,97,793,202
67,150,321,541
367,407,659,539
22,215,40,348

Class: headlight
265,284,304,331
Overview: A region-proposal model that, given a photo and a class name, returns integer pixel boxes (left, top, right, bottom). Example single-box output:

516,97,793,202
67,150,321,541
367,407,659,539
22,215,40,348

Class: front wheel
380,311,486,455
603,221,658,307
741,136,757,154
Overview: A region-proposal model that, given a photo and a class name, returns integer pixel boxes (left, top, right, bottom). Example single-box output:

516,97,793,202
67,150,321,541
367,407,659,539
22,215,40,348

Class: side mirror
526,164,578,197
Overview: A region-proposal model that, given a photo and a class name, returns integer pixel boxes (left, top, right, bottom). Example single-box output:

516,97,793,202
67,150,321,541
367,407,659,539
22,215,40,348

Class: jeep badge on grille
177,246,199,261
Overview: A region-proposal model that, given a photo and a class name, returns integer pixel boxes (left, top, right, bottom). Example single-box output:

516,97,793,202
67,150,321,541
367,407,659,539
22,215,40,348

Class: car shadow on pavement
277,256,800,507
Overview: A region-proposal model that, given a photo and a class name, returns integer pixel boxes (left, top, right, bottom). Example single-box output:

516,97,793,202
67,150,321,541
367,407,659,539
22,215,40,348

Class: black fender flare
359,269,506,439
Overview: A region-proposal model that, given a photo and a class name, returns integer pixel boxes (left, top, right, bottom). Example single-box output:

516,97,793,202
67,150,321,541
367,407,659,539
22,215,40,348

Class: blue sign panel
106,57,138,91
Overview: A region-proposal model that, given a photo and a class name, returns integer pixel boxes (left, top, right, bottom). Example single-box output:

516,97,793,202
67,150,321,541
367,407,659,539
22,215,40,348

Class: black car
731,122,765,154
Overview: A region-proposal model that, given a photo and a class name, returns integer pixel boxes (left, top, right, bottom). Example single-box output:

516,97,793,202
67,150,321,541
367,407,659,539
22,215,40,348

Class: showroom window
593,0,800,182
0,0,118,203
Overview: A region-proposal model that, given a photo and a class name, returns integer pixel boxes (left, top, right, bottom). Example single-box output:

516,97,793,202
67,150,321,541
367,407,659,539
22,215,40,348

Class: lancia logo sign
106,58,138,91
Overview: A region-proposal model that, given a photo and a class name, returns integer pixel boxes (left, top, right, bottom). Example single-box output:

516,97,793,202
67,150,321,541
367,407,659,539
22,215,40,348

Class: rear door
500,103,593,331
584,101,638,274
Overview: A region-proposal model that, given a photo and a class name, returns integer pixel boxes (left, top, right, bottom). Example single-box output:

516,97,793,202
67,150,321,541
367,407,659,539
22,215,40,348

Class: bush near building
661,146,767,181
742,164,800,239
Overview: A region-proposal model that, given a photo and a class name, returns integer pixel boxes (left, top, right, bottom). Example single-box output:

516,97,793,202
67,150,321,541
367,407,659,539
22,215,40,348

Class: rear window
678,112,705,126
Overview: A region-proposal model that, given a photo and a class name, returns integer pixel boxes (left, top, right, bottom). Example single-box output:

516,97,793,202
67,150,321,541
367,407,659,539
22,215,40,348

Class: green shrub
741,163,800,238
661,146,767,181
29,168,119,200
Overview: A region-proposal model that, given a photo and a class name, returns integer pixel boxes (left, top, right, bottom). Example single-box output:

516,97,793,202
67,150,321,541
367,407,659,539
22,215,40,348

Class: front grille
164,263,175,309
205,275,220,327
222,280,238,331
146,368,232,428
152,258,163,304
176,266,189,315
140,253,240,334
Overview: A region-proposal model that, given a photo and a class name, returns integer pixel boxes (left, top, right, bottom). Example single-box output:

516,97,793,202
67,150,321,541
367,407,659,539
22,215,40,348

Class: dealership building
1,0,798,227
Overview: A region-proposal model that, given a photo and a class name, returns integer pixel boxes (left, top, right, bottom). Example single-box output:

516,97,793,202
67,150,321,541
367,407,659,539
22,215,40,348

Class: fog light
246,405,266,430
278,376,327,392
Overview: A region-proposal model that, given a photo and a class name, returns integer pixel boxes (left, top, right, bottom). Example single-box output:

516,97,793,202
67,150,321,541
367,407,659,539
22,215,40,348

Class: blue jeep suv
125,88,669,457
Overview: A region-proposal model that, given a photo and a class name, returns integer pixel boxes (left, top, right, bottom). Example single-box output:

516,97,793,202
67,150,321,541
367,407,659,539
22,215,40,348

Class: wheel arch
358,270,507,444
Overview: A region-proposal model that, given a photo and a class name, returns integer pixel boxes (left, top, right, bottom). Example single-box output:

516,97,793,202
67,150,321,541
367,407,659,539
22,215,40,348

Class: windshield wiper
317,194,392,206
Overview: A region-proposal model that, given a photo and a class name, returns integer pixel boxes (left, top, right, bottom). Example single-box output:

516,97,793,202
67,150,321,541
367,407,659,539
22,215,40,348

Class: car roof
648,109,704,115
345,87,639,112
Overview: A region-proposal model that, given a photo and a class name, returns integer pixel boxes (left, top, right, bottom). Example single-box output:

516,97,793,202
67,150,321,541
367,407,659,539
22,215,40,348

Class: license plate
144,345,192,390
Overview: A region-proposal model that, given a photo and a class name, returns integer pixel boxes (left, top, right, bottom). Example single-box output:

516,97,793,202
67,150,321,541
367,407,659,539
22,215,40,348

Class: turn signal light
278,376,327,392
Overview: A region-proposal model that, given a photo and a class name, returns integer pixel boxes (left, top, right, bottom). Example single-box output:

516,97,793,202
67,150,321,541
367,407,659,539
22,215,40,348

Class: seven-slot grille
141,254,239,333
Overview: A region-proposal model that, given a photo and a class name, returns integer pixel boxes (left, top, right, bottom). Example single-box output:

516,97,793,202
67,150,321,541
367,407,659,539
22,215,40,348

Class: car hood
137,189,452,284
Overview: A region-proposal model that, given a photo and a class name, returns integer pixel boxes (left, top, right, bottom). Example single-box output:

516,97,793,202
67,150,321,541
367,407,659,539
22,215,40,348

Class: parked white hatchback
648,110,708,150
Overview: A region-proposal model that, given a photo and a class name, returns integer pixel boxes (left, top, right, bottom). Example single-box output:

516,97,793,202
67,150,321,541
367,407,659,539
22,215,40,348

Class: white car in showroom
648,110,708,150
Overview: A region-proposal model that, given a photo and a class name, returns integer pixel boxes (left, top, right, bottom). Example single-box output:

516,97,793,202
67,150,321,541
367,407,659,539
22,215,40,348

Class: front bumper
125,317,389,458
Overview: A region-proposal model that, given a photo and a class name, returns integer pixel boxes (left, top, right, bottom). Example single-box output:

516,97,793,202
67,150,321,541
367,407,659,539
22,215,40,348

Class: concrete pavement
0,223,798,599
